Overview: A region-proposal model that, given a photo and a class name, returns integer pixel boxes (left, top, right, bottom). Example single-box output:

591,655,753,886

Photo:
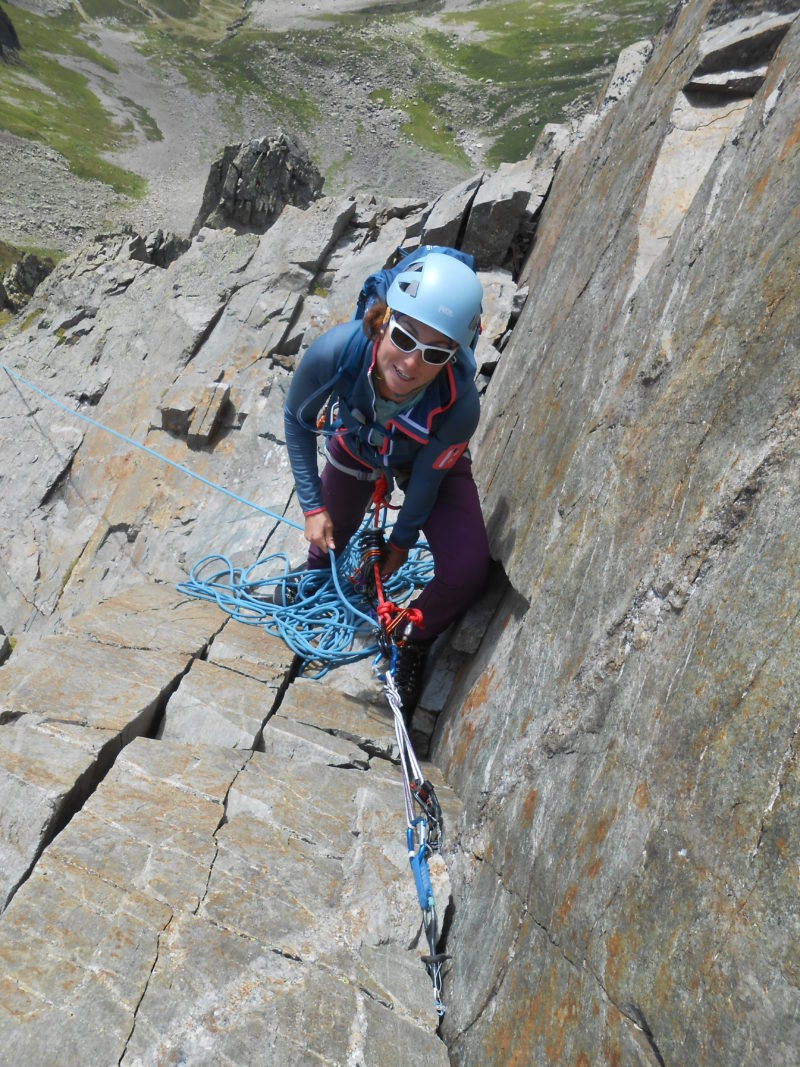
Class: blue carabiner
407,818,434,911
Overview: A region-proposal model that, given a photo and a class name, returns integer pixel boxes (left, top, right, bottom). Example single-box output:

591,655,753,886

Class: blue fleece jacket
284,320,481,548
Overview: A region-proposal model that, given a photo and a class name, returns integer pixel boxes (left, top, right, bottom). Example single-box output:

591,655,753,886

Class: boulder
1,252,54,311
123,228,189,268
691,10,797,84
191,132,324,237
420,172,483,248
462,125,568,271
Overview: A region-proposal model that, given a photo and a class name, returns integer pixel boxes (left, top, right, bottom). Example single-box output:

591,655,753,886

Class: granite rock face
0,0,797,1063
435,2,800,1064
0,94,529,1062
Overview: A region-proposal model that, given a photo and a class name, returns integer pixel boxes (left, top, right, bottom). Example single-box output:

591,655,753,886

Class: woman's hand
304,510,335,553
380,541,409,579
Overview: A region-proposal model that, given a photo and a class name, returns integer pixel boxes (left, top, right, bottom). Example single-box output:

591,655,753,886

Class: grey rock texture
0,6,19,58
0,0,797,1063
0,137,526,1061
435,1,800,1064
191,132,324,238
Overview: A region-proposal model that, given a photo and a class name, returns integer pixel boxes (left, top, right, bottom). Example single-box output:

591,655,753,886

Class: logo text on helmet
437,304,454,317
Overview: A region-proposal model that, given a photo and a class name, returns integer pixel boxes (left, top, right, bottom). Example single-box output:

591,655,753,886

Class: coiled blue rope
178,516,434,676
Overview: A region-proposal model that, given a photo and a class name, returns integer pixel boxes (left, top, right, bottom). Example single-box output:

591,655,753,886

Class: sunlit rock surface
0,0,797,1063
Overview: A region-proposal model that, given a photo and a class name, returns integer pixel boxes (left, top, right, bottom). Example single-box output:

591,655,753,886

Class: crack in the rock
455,885,529,1041
750,705,800,862
449,830,670,1065
584,957,667,1067
271,946,303,963
1,633,237,916
194,750,255,915
118,911,174,1066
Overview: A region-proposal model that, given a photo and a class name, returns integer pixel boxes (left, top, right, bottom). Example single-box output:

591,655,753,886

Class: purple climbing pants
307,439,490,639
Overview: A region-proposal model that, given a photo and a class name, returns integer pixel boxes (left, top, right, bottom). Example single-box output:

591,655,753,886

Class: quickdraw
362,474,448,1016
384,668,448,1015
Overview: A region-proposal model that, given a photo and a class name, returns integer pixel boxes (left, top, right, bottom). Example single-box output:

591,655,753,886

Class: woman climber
283,250,490,718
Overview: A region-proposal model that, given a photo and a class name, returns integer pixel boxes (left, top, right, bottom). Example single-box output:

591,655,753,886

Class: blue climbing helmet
386,251,483,352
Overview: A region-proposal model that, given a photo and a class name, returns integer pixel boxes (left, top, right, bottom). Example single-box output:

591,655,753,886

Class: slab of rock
296,214,409,345
275,676,398,759
158,656,282,748
185,381,230,447
206,622,296,684
241,194,358,289
421,172,483,248
60,582,223,653
440,9,800,1065
474,267,517,369
692,11,797,78
462,126,567,270
0,730,452,1065
631,89,750,293
0,583,224,910
0,718,98,910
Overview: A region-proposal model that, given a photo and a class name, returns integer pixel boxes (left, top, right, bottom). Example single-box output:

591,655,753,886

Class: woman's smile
375,316,452,399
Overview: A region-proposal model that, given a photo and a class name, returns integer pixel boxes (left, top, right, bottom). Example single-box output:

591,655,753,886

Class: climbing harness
3,358,451,1013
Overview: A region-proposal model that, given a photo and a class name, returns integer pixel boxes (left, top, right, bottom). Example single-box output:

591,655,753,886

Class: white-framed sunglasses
387,314,457,366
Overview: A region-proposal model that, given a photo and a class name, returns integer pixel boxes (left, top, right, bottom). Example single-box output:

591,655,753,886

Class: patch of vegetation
206,27,321,128
427,0,676,165
262,0,673,167
1,3,148,195
0,238,20,275
0,0,676,208
119,96,163,142
371,86,470,167
19,308,43,331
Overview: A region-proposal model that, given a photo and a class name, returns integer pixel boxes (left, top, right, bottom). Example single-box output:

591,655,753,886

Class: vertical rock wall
436,1,799,1063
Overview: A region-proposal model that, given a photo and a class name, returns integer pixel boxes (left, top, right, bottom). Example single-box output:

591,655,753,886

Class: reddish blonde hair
362,301,389,340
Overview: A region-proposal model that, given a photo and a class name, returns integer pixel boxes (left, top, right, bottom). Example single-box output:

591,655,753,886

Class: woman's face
373,314,457,400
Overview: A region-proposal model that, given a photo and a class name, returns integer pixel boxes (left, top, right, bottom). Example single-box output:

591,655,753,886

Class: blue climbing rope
177,523,433,676
1,363,301,530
